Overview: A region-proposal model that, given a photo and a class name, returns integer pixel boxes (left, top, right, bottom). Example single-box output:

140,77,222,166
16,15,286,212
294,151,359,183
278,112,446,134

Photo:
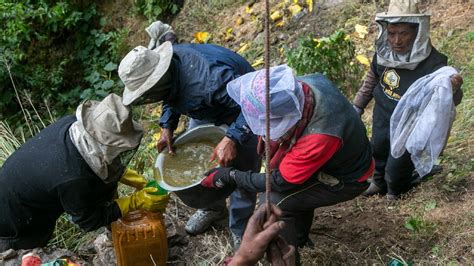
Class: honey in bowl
159,141,216,187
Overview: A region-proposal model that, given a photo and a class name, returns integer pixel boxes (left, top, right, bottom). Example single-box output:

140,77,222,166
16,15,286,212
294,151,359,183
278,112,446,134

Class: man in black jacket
352,0,463,199
0,94,168,251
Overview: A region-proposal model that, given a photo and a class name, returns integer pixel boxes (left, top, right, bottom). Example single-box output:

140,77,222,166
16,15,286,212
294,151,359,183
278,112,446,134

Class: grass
0,121,23,166
47,215,97,254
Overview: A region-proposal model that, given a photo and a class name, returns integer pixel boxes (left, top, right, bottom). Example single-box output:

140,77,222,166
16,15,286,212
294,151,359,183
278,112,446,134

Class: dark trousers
260,178,368,249
0,229,53,252
372,126,417,195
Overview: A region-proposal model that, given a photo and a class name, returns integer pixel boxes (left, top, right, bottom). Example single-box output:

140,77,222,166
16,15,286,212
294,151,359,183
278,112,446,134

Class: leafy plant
0,1,129,134
404,216,435,234
285,30,363,96
133,0,180,22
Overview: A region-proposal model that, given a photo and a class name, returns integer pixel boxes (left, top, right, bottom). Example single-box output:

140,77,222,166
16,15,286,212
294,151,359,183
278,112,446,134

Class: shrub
285,30,363,96
133,0,180,22
0,1,128,133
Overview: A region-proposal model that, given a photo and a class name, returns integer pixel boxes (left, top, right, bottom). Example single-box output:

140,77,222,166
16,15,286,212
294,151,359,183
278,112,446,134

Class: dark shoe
361,182,387,197
185,209,227,235
297,237,314,249
411,165,443,184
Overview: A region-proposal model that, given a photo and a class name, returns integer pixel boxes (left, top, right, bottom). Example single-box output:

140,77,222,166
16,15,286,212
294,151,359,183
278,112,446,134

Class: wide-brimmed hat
377,0,428,18
119,42,173,106
78,93,143,148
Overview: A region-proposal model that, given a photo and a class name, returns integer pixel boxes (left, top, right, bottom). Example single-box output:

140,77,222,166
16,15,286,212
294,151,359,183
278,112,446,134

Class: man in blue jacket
118,40,260,247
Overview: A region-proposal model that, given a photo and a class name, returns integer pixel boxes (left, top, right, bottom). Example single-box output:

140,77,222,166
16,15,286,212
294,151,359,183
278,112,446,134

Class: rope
264,0,272,219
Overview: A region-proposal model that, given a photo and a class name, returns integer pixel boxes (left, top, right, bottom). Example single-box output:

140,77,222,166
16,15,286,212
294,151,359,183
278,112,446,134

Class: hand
231,204,295,265
200,167,235,189
115,187,170,216
209,136,237,167
119,169,147,189
450,74,463,93
156,128,175,154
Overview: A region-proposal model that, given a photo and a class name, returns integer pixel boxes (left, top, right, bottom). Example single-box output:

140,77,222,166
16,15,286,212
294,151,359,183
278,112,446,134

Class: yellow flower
306,0,313,12
223,28,234,41
344,35,350,41
245,5,253,14
194,31,210,43
355,24,368,39
288,4,302,16
270,10,282,21
276,19,285,27
356,54,370,66
236,16,244,26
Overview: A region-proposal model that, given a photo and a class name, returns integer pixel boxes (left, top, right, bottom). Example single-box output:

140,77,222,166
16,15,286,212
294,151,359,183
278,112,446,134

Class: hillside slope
156,0,473,264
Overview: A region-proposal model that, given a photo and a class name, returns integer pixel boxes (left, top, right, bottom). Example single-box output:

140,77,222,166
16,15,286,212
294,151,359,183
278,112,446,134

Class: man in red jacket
199,65,374,260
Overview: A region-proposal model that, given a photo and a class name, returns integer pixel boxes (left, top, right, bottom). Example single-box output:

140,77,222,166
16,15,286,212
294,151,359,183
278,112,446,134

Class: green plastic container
145,180,168,195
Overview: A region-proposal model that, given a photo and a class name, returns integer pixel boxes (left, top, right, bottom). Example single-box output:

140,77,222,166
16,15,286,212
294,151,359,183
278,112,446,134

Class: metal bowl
154,124,233,209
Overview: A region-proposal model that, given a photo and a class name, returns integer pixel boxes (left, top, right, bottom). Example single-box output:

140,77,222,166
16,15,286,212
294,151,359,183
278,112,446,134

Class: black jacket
0,116,121,250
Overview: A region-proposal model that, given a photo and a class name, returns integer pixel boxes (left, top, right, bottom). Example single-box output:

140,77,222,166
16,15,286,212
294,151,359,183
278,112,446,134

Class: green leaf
85,71,100,84
424,201,437,211
101,80,114,90
80,88,93,99
467,32,474,41
104,62,117,72
99,17,107,27
404,220,415,231
95,89,109,97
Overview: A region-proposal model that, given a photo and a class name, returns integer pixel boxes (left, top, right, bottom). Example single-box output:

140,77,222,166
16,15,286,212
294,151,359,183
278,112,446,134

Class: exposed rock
92,231,116,266
0,249,17,261
165,214,189,246
0,247,86,266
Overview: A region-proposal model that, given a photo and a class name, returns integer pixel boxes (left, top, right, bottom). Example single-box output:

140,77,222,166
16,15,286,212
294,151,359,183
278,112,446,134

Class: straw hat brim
376,12,430,18
122,41,173,106
80,100,143,148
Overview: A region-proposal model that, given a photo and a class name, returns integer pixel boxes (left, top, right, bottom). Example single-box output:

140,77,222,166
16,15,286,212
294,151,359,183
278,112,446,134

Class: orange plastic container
111,210,168,266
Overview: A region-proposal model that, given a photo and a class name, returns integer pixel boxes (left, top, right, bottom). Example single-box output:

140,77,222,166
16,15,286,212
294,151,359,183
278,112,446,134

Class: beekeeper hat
377,0,428,18
119,42,173,106
78,93,143,149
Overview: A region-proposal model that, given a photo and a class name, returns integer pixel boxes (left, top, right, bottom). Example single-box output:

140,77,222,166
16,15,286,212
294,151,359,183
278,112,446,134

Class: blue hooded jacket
159,44,255,144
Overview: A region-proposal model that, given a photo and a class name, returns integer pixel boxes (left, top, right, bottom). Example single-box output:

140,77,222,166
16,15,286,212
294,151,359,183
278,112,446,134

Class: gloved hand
119,169,147,189
115,187,169,216
201,167,236,189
